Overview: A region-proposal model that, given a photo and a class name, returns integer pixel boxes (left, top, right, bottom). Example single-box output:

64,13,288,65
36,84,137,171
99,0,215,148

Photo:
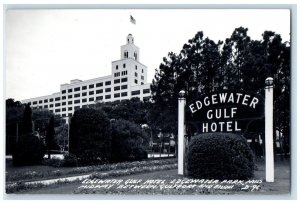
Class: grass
6,158,176,183
6,159,290,195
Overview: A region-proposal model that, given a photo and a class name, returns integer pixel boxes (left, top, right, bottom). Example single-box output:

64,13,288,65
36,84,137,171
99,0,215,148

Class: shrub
186,133,254,180
69,108,111,165
12,134,46,166
62,153,78,167
111,119,148,162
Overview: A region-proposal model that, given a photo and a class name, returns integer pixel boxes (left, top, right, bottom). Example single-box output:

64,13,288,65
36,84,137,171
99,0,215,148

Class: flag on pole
130,15,136,24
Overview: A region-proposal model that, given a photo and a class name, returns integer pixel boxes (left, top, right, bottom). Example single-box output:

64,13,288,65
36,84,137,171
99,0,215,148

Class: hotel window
50,110,53,113
28,102,32,105
124,51,128,58
62,114,66,117
131,90,140,96
143,89,150,94
116,65,119,70
89,97,94,101
134,79,138,84
96,82,103,87
89,84,94,89
55,97,60,101
50,98,53,102
74,93,80,98
68,95,73,99
105,88,111,92
105,81,111,86
121,77,128,82
141,82,144,85
121,85,127,90
105,95,111,99
135,65,137,70
39,100,42,104
68,88,72,93
74,100,80,104
142,69,144,73
135,72,138,77
114,86,120,91
50,104,53,108
44,105,48,108
62,96,66,100
62,102,66,106
96,96,103,101
62,90,66,94
55,103,60,107
74,87,80,92
68,107,72,111
114,93,120,98
82,92,87,96
123,63,126,68
121,71,127,76
33,101,37,105
121,92,128,97
141,75,144,80
114,79,120,84
89,91,94,95
68,101,72,105
114,72,120,77
82,98,87,103
44,99,48,103
96,89,103,94
55,109,60,113
82,86,87,90
134,52,137,60
62,108,66,112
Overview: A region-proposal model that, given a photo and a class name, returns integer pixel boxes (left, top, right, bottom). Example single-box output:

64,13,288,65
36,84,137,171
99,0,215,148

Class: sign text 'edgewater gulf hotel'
22,34,151,118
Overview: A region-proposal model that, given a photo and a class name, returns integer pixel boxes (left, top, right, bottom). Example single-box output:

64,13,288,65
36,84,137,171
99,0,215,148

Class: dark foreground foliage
187,133,254,180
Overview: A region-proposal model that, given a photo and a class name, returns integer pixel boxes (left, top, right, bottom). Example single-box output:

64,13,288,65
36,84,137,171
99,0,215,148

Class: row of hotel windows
115,64,144,72
29,89,150,106
39,96,152,117
33,95,152,116
61,78,128,94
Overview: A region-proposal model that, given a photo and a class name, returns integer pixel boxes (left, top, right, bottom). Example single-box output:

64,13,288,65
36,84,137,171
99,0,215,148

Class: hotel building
22,34,151,118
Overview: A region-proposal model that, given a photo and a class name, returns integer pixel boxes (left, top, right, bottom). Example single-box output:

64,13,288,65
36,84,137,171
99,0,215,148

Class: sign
186,91,264,134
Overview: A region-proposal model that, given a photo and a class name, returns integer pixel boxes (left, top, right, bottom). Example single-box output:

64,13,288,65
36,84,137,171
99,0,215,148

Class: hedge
186,133,254,180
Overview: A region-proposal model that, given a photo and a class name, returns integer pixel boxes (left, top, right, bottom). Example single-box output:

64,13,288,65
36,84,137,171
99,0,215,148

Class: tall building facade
22,34,151,118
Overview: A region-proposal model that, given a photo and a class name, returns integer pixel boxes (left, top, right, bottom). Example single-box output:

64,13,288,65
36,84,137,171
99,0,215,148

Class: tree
92,98,150,125
45,115,55,159
6,99,24,154
151,27,290,155
69,108,111,165
111,119,148,162
12,133,46,166
21,103,33,135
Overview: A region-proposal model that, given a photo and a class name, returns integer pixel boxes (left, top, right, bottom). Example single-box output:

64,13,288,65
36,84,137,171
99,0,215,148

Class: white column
265,77,274,182
178,90,186,175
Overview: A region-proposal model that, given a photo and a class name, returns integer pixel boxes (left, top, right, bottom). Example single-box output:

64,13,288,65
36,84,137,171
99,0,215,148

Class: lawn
6,158,290,195
6,157,176,183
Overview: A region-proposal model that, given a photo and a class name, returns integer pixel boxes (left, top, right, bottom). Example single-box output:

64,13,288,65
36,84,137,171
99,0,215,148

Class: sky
5,9,290,101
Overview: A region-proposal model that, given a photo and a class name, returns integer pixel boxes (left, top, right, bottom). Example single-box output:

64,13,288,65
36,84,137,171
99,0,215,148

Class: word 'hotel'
22,34,151,118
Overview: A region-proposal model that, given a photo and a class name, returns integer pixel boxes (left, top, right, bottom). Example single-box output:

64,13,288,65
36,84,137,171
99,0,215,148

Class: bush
62,153,78,167
186,133,254,180
111,119,148,162
69,108,111,165
12,134,46,166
